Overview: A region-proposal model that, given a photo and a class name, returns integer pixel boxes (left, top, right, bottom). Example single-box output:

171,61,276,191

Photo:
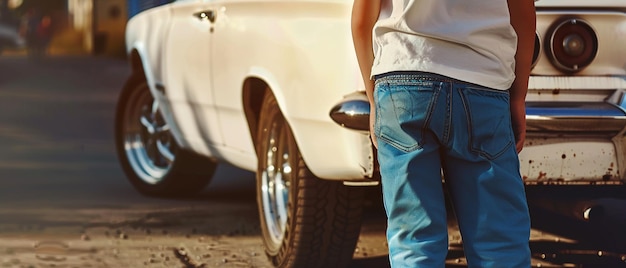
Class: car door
209,0,265,156
163,0,223,149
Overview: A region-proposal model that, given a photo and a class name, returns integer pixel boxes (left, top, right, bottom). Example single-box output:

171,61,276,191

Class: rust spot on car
561,154,566,159
537,172,547,180
552,89,560,95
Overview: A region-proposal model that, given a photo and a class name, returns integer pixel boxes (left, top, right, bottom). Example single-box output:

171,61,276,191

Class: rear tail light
546,18,598,73
532,31,541,69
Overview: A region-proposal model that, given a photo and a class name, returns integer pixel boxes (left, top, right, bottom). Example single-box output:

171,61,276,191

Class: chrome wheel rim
123,84,176,184
260,119,291,246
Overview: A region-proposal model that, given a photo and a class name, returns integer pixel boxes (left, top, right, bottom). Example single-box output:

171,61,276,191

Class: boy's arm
351,0,381,147
507,0,536,153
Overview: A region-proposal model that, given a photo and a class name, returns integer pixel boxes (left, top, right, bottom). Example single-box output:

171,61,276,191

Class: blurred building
92,0,173,56
1,0,172,56
93,0,126,55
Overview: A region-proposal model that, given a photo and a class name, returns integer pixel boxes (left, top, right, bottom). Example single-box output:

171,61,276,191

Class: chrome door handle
194,10,215,23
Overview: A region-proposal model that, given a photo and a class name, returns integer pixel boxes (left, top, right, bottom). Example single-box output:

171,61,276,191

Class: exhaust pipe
581,198,626,224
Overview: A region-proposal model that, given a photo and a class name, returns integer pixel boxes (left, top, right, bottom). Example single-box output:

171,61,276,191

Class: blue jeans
374,72,531,268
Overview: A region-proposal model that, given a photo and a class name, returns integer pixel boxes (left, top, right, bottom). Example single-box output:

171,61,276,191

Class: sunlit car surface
0,22,25,54
116,0,626,266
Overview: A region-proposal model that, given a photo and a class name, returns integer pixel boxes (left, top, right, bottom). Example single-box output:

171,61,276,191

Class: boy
352,0,536,267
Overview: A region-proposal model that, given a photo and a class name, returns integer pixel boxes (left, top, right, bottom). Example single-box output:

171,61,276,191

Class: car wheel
115,76,217,197
256,91,365,267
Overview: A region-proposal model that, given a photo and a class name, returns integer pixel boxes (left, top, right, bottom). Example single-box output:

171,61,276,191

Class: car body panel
125,0,626,185
209,0,373,177
517,1,626,184
163,1,224,148
126,0,374,179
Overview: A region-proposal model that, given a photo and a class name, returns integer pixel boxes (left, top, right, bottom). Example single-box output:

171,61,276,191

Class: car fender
244,65,375,181
127,44,158,96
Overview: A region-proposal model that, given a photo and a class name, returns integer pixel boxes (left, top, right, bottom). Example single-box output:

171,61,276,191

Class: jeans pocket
460,87,514,159
374,82,436,152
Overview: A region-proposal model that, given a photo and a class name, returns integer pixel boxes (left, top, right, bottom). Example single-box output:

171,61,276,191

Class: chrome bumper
329,91,626,135
526,102,626,135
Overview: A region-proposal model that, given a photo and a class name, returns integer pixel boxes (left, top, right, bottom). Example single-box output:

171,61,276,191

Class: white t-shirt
371,0,518,90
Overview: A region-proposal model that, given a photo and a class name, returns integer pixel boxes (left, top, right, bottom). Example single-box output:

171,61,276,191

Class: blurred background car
0,21,24,53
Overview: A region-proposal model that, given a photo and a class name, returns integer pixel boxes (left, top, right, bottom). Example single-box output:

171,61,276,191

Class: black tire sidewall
255,91,365,267
114,76,216,198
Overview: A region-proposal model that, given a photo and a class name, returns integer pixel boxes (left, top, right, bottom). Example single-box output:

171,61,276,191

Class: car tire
115,75,217,198
256,91,365,267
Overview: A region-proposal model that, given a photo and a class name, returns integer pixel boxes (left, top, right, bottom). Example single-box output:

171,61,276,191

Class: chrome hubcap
261,120,291,246
123,85,176,184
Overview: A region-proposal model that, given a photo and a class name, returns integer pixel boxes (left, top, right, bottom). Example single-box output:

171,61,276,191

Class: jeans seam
459,87,473,157
374,83,383,140
419,85,439,149
443,82,451,143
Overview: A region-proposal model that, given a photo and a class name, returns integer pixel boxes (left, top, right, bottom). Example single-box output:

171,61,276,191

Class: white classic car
116,0,626,266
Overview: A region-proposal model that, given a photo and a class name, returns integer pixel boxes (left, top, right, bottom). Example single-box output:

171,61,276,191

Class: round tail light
532,31,541,69
546,18,598,73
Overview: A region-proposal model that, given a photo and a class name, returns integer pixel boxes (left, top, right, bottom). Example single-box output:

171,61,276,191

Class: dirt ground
0,208,264,268
0,200,392,268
